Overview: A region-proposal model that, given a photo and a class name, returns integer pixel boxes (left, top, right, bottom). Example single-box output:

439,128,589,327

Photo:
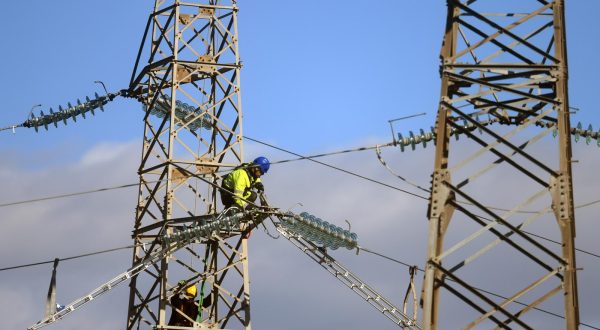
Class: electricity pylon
422,1,579,329
126,1,251,329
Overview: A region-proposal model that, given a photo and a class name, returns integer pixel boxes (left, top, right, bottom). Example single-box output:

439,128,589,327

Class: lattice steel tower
127,1,251,329
422,0,578,329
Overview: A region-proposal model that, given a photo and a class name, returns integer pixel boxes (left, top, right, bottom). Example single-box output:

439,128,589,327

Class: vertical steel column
127,1,251,329
552,1,579,327
421,1,579,329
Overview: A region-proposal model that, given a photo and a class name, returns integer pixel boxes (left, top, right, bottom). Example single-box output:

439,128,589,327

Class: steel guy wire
359,247,600,330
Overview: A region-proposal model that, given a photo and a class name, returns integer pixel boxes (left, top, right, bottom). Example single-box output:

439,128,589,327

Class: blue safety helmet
253,156,270,174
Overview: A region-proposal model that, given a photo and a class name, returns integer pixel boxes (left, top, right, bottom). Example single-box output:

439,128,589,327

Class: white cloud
78,141,139,167
0,135,599,330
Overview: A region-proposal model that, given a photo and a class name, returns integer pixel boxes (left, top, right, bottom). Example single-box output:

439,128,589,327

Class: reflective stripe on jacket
222,164,261,208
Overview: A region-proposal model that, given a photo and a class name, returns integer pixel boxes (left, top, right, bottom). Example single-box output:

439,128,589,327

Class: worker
168,283,199,327
220,156,270,211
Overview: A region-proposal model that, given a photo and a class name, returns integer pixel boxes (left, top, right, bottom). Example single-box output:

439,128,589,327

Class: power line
244,136,429,200
469,212,600,260
271,143,385,165
5,138,600,213
0,182,149,208
2,140,599,260
360,247,600,330
0,244,135,272
0,141,428,209
252,136,600,214
248,138,600,260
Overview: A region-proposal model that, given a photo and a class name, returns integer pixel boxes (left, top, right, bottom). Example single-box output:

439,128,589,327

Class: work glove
253,182,264,192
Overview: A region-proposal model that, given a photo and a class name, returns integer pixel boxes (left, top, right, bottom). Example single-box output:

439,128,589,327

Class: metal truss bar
136,177,168,228
213,69,240,94
140,161,171,176
448,76,552,109
458,24,483,65
216,11,234,21
214,14,235,61
449,206,550,274
173,134,202,160
152,3,178,17
148,8,176,66
215,240,245,284
454,16,534,64
275,225,420,329
451,107,552,174
456,129,551,189
130,14,154,87
220,285,246,328
450,201,560,278
174,89,237,136
176,39,203,61
212,281,243,305
466,269,559,329
440,281,509,329
448,186,566,266
453,0,558,63
172,256,199,274
134,212,213,236
471,93,541,115
447,120,549,187
478,69,551,83
475,20,553,68
215,249,244,279
177,20,211,54
453,2,552,63
465,12,553,17
451,105,558,175
143,82,174,122
212,19,235,56
133,56,174,93
454,91,556,122
455,25,507,110
214,73,241,112
495,285,561,330
129,279,161,327
136,169,168,225
449,63,555,69
141,91,174,169
440,187,547,261
431,261,534,330
178,2,237,10
446,72,556,105
177,59,240,70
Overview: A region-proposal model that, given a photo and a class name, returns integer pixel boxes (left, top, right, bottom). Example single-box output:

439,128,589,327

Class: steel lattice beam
126,1,251,329
421,1,579,329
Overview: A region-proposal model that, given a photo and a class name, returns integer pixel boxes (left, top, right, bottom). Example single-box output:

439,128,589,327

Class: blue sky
1,1,600,329
1,1,598,156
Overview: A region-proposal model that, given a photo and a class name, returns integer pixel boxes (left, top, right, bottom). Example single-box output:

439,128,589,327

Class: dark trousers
220,183,257,209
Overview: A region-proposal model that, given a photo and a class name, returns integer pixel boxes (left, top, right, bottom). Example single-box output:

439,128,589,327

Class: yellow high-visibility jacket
221,164,261,208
